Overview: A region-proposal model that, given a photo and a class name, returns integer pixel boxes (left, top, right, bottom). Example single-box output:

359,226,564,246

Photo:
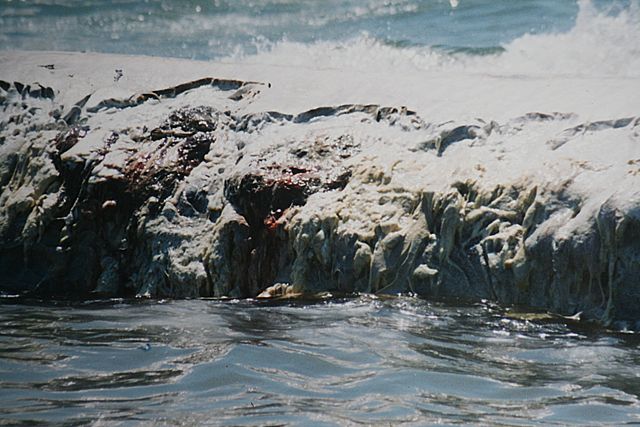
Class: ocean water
1,297,640,426
2,0,640,425
1,0,639,78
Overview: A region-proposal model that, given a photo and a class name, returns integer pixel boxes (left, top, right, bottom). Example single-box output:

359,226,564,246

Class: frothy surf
230,0,640,78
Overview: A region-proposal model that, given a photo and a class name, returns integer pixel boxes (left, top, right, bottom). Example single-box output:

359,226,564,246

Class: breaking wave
232,0,640,78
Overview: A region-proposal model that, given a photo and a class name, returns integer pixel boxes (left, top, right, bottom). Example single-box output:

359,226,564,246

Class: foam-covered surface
1,49,639,328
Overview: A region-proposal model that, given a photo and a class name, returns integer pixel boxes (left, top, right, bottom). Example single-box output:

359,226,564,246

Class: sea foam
231,0,640,79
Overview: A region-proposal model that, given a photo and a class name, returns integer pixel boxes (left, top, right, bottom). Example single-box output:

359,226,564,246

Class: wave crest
232,0,640,78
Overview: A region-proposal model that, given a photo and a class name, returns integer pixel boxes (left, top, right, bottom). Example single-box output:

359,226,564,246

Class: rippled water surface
0,0,580,59
1,297,639,425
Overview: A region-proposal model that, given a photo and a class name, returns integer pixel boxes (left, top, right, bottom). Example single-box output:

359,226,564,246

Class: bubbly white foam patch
495,0,640,78
231,0,640,78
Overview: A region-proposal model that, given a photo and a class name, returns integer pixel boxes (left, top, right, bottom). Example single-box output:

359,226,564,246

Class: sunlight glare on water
1,297,639,425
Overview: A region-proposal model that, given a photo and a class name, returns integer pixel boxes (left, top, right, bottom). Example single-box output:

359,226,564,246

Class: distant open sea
1,1,640,426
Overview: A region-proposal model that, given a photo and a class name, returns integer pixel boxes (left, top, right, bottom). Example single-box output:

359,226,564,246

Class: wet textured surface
2,2,640,324
1,296,639,425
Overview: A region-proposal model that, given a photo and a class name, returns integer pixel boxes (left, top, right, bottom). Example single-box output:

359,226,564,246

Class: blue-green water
2,0,639,78
0,0,635,61
1,0,578,59
1,297,639,426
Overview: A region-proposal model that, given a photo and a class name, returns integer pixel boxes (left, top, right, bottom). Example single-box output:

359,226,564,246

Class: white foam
231,0,640,79
495,0,640,78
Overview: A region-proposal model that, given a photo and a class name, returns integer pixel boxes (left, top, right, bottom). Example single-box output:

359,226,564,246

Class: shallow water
1,296,639,426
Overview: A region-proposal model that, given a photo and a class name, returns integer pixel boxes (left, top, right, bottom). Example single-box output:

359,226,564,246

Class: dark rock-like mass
1,76,639,330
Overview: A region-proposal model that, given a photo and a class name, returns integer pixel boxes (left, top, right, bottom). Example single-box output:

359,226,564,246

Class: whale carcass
1,51,639,329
